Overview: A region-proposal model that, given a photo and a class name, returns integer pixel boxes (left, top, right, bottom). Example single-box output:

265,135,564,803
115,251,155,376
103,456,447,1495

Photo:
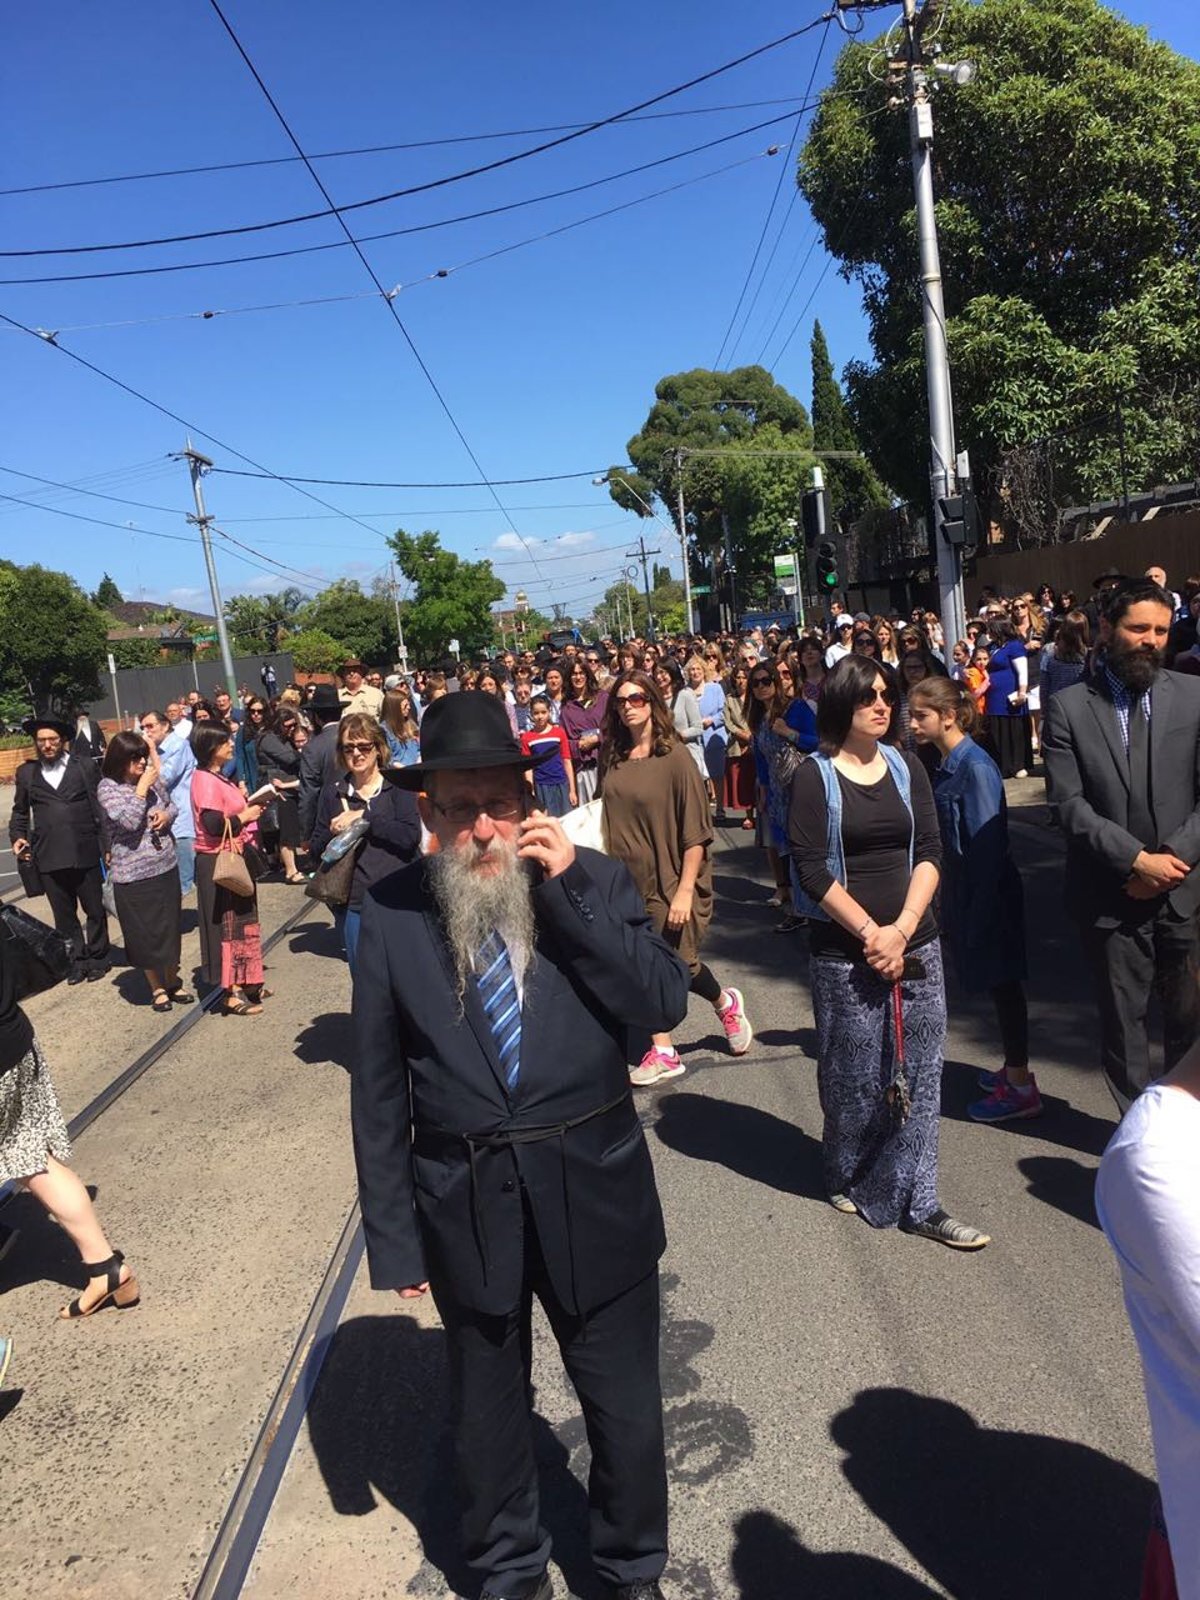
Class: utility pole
627,537,660,643
176,440,237,698
389,560,409,674
902,0,967,646
673,449,695,633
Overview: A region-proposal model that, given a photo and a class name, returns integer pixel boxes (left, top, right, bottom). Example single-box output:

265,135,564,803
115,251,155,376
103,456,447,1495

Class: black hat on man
306,683,344,724
22,715,74,742
386,693,552,790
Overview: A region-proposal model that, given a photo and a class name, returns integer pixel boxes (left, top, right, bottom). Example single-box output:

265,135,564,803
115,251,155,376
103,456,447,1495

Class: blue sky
1,0,1196,625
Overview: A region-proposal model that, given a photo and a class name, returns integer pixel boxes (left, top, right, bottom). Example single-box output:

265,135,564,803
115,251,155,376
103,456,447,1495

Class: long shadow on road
731,1509,938,1599
653,1092,825,1203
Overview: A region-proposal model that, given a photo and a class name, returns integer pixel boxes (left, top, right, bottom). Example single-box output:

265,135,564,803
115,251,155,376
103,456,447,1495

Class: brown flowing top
601,742,713,970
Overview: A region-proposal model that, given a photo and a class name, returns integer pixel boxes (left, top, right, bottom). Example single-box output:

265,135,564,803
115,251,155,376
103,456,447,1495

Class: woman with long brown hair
380,685,421,767
748,659,816,917
722,661,756,827
600,672,752,1084
191,723,268,1015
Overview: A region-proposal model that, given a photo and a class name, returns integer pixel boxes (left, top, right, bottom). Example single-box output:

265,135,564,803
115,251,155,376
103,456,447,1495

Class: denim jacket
796,743,914,922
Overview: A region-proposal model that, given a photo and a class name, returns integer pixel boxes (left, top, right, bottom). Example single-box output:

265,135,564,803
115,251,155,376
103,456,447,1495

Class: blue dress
697,681,728,783
930,737,1026,991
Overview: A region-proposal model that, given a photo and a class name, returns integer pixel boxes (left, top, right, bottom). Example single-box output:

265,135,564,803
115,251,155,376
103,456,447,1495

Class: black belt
414,1091,631,1301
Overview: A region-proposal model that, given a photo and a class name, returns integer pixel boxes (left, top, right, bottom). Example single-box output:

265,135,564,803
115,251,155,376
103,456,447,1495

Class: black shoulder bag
0,902,73,1000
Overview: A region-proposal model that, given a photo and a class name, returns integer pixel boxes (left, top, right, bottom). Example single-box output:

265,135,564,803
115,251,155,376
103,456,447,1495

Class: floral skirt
0,1036,72,1185
195,851,264,991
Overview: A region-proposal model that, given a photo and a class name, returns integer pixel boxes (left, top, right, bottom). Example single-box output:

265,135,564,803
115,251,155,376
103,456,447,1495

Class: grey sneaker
718,987,753,1056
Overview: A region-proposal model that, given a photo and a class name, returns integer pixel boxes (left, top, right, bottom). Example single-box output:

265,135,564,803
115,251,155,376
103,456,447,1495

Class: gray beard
429,837,536,1005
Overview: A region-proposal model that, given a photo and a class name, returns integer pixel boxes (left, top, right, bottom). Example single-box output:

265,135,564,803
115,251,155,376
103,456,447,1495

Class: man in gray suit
1044,577,1200,1108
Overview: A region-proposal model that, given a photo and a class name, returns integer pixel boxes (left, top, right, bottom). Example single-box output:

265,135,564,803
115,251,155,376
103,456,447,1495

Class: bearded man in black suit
351,693,688,1600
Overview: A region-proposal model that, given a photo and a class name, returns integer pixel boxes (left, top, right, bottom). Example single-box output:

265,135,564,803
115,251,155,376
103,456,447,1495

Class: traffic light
801,486,832,547
937,489,980,548
816,540,839,590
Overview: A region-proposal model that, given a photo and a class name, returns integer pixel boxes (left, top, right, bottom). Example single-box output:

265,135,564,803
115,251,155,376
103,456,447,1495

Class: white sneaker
718,987,753,1056
630,1047,685,1086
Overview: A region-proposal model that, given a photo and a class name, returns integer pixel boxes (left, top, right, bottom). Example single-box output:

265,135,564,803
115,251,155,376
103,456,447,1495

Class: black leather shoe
481,1574,552,1600
67,967,86,986
612,1584,665,1600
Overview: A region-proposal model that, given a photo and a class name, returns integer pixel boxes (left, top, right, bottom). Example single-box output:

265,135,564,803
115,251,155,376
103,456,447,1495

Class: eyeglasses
249,707,264,716
432,798,523,826
750,676,773,688
339,741,376,755
857,689,897,707
616,692,649,709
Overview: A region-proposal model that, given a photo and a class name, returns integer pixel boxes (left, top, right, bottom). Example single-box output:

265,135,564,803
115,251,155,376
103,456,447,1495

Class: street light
932,58,977,86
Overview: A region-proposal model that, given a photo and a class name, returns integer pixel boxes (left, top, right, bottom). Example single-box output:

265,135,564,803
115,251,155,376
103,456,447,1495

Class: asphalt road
0,782,1158,1599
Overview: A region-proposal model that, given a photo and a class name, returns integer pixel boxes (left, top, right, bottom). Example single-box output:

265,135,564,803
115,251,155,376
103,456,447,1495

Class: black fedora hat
306,683,343,720
386,693,551,790
22,715,74,742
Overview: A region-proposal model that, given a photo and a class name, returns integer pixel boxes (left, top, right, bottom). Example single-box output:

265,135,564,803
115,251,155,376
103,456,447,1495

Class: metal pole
389,561,408,673
905,0,966,648
636,537,655,642
179,441,238,699
674,449,694,633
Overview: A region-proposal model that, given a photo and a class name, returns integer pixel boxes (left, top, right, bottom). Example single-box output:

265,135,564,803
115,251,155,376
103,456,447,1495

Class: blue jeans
334,906,362,974
175,837,196,895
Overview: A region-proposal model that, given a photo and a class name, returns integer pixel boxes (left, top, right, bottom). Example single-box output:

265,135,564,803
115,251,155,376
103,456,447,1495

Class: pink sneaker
629,1047,685,1087
718,987,753,1056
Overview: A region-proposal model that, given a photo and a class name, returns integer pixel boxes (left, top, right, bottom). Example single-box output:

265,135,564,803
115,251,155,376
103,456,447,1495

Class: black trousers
433,1206,668,1597
1081,908,1200,1103
42,864,110,970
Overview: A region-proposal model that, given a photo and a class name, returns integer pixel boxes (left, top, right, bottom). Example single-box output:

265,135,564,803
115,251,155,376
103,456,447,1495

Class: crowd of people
3,561,1200,1598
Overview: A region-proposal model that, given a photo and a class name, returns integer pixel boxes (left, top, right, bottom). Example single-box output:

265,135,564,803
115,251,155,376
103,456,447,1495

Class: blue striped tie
475,931,521,1091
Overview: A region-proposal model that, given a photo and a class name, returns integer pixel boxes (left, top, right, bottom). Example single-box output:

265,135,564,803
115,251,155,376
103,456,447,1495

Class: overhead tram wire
0,309,413,548
721,24,833,368
0,141,784,318
0,109,817,289
0,96,822,196
765,186,870,371
3,13,835,261
205,0,548,586
711,16,832,370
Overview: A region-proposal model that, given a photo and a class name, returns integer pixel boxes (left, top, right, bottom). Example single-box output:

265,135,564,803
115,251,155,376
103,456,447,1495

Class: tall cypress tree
810,321,889,518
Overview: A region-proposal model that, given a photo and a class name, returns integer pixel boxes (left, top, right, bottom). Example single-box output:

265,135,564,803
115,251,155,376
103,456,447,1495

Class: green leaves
0,562,107,713
388,529,504,662
799,0,1200,522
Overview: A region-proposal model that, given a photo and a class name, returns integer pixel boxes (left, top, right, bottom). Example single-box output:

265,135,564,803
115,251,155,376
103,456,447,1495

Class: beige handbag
212,816,254,897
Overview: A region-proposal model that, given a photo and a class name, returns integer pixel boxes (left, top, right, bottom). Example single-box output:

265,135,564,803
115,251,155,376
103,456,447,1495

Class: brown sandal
59,1251,140,1319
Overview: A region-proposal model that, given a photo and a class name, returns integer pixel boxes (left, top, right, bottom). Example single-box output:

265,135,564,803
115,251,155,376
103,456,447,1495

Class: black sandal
168,986,196,1005
59,1250,140,1320
223,994,262,1016
151,991,172,1014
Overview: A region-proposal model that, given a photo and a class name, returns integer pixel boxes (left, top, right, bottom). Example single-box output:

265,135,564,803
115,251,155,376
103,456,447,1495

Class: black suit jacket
1043,668,1200,924
298,722,339,838
351,849,689,1316
72,720,106,766
9,756,105,873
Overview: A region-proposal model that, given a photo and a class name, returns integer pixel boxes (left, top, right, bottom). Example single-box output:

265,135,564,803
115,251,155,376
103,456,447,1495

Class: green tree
388,530,504,663
611,365,816,592
810,320,891,518
0,562,108,712
224,588,306,654
109,636,165,669
299,579,396,665
287,628,344,675
798,0,1200,521
92,572,123,610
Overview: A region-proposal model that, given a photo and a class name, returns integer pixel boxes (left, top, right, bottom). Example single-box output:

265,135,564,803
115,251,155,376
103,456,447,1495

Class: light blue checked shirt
1103,666,1152,755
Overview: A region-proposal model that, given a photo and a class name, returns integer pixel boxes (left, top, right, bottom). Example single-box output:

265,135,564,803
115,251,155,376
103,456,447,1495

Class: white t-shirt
1096,1083,1200,1600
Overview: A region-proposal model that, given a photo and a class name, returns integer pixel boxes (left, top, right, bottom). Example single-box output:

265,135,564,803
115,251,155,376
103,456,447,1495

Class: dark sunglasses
750,675,774,687
858,688,897,707
616,692,649,709
340,740,376,755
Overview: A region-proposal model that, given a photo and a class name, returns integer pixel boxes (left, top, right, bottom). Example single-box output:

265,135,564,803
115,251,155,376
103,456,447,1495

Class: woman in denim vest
789,655,990,1250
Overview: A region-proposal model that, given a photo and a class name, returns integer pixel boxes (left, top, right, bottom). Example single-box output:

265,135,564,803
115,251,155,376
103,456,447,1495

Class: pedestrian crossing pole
177,441,238,700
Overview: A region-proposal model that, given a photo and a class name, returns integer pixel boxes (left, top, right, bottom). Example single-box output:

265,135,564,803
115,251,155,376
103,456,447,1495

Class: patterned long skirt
810,940,946,1229
195,851,264,992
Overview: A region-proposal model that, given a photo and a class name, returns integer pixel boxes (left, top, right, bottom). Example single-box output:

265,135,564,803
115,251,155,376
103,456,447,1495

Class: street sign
691,584,712,596
107,652,116,675
448,637,460,657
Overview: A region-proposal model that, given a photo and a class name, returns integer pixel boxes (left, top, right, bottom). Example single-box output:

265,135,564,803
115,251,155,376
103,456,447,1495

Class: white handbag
558,797,608,854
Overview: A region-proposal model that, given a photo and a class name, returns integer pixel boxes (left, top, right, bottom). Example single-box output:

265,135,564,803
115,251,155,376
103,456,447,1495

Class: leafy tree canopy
388,529,505,663
298,578,396,666
0,561,107,713
287,627,344,675
798,0,1200,515
224,588,306,655
110,636,165,670
810,320,891,519
610,364,817,585
92,572,123,610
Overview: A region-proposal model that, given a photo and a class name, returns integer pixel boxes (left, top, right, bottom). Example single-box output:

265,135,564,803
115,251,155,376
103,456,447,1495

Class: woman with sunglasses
748,661,816,921
685,654,726,808
309,714,421,973
600,673,752,1084
235,699,267,793
257,707,307,882
789,656,988,1248
191,724,269,1015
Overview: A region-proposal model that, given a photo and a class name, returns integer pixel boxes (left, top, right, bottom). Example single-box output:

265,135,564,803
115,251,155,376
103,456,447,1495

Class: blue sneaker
977,1067,1006,1093
0,1335,12,1390
969,1077,1043,1124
